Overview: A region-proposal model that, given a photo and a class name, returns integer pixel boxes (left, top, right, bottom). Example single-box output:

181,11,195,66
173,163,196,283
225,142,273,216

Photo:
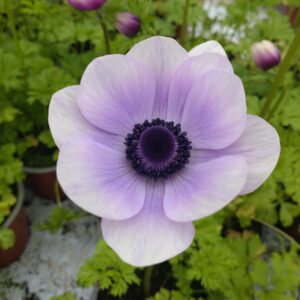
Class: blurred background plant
1,0,300,299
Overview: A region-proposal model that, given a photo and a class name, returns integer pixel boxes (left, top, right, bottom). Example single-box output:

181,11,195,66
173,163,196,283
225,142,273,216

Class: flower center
125,118,192,178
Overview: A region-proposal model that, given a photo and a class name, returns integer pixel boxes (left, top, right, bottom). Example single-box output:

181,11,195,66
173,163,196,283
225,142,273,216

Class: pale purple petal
49,86,123,151
189,40,227,57
190,115,280,195
78,55,155,136
127,36,187,118
222,115,280,194
180,70,246,149
164,156,247,222
57,137,146,220
102,181,194,267
167,54,233,122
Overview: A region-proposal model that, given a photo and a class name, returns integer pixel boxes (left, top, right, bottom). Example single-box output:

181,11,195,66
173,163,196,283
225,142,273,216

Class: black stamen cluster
124,118,192,179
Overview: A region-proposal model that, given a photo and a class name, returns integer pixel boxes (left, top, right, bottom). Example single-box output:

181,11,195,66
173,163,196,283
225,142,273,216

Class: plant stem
260,25,300,117
265,90,285,120
54,180,62,207
96,10,111,54
144,266,154,298
254,218,300,251
179,0,190,43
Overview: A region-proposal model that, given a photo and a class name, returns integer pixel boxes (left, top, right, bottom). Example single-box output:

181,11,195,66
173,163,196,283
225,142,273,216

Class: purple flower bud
251,40,281,71
68,0,106,11
115,12,141,38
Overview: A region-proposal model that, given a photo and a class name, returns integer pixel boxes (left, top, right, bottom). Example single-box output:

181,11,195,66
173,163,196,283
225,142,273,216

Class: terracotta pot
0,182,29,268
24,166,65,200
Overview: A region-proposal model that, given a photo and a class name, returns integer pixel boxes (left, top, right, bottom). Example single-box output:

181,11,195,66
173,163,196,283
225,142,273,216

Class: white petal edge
102,181,195,267
127,36,188,118
189,40,227,57
48,86,123,151
232,115,280,194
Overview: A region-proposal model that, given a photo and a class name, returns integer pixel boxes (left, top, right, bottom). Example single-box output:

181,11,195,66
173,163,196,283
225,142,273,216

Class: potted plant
0,0,96,199
0,144,29,268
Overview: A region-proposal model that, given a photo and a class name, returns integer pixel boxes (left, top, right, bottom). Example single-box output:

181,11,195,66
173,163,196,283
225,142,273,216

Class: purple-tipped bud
115,12,141,38
68,0,106,11
251,40,281,71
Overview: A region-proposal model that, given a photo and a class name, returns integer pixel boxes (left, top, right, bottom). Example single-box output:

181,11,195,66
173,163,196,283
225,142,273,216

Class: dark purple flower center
125,118,192,179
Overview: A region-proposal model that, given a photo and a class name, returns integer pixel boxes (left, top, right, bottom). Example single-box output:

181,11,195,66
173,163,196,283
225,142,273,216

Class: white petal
49,86,122,150
78,55,155,135
127,36,187,118
164,156,247,222
189,40,227,57
228,115,280,194
102,181,194,267
57,137,146,220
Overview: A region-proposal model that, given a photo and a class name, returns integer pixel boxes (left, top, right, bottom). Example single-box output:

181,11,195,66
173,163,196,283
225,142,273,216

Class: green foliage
0,228,15,250
77,240,140,297
49,292,75,300
1,0,300,298
0,144,23,250
37,206,85,234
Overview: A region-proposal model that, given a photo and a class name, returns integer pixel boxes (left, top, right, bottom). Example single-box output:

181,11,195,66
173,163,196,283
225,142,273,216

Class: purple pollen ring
125,118,192,179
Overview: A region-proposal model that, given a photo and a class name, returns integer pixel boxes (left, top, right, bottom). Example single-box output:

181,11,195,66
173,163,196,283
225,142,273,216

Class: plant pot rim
3,182,25,228
24,165,56,174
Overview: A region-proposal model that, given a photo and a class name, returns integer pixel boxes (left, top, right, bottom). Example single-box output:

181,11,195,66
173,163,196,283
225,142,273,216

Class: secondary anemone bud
115,12,141,38
251,40,281,71
68,0,106,11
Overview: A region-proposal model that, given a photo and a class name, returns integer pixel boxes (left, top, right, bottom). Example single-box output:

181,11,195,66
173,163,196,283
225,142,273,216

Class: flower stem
96,10,111,54
260,25,300,118
254,218,300,251
144,266,154,298
265,90,285,120
54,180,62,207
179,0,190,43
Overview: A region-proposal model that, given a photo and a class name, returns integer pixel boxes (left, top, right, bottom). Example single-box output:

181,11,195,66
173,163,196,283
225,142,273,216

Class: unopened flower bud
68,0,106,11
115,12,141,38
251,40,281,71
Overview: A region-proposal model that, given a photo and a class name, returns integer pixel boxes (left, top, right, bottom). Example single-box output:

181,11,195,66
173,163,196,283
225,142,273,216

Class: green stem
144,266,154,298
260,25,300,117
96,10,111,54
254,218,300,251
265,90,285,120
179,0,190,43
54,180,62,207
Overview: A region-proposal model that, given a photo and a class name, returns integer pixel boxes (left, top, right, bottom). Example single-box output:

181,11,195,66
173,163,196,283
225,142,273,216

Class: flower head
68,0,106,11
49,37,280,267
115,12,141,38
251,40,281,71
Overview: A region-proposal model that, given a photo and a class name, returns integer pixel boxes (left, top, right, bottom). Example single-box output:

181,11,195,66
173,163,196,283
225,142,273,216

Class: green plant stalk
144,266,154,298
54,180,62,207
179,0,190,43
260,25,300,118
254,218,300,251
266,90,285,120
96,10,111,54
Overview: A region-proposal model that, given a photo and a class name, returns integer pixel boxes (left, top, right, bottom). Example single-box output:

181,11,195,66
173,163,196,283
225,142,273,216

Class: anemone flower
49,37,280,267
68,0,106,11
115,12,141,38
252,40,281,71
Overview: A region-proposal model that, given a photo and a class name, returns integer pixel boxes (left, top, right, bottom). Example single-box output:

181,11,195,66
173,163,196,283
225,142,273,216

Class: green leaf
77,240,140,297
0,228,15,250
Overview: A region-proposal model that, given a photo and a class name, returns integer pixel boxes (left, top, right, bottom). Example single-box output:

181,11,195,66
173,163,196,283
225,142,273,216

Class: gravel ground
0,190,100,300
